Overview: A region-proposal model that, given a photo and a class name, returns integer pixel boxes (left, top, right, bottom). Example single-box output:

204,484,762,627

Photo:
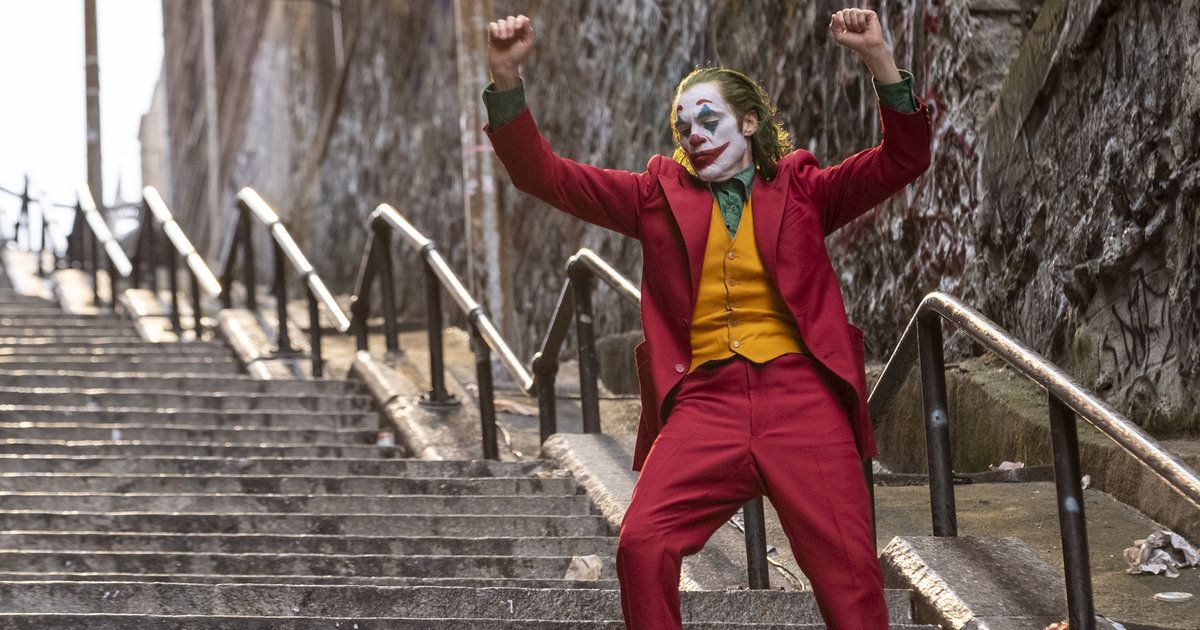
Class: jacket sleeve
807,98,933,235
485,107,651,240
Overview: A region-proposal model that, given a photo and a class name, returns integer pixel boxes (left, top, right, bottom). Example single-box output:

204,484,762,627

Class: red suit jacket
487,99,932,471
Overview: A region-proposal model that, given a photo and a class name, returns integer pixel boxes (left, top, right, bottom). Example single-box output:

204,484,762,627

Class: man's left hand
829,7,901,84
829,8,885,55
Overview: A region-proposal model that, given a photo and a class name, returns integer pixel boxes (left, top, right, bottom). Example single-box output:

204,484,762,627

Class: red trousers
616,352,888,629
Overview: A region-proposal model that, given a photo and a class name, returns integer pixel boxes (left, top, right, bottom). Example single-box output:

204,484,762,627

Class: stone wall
156,0,1199,435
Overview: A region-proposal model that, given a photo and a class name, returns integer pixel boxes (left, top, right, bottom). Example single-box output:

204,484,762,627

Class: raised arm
484,15,647,240
810,8,932,235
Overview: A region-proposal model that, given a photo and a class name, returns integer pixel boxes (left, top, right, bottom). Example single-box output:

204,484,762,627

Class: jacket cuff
873,69,917,113
482,80,527,129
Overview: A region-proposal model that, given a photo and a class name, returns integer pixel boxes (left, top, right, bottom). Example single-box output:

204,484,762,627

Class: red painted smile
687,142,730,171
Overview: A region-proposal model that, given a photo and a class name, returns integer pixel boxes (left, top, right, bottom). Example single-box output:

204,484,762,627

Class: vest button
731,340,741,348
674,363,686,373
727,252,736,260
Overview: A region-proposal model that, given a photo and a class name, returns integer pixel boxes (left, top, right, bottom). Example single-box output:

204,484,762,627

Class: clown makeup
673,82,754,182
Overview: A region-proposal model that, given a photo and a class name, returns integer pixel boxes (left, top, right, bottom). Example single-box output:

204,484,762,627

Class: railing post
241,208,257,312
106,251,118,308
132,205,146,289
421,253,457,407
376,226,399,354
68,202,85,268
167,247,182,334
147,218,160,296
308,284,323,377
1048,394,1095,630
37,220,48,278
88,223,101,307
917,312,958,536
532,352,559,444
743,497,771,589
470,316,500,460
190,268,203,337
353,303,370,352
571,269,602,434
272,239,292,353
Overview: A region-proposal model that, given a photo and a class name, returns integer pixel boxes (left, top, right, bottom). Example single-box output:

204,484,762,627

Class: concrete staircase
0,285,934,627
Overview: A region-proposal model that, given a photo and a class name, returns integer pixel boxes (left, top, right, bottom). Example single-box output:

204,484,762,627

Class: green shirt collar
708,162,756,198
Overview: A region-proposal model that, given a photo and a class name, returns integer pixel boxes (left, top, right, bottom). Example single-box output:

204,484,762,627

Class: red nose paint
688,134,705,148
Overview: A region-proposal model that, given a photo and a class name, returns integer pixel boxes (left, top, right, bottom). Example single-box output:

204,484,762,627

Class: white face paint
673,82,753,182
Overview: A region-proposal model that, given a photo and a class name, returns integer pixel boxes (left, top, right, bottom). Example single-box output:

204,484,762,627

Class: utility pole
453,0,513,347
200,0,222,257
83,0,103,210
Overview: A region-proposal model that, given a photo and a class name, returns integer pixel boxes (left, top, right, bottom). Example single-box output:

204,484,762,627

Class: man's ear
740,110,759,137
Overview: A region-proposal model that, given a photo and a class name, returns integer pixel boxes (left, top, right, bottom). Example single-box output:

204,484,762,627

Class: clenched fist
829,7,901,83
487,15,534,91
829,8,885,55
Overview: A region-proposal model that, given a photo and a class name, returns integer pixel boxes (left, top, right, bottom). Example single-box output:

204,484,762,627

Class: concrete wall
154,0,1199,435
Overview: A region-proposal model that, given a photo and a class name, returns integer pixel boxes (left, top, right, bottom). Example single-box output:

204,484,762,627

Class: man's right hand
487,15,533,91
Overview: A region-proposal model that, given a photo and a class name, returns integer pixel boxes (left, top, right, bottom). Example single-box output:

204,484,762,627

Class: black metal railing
867,291,1200,630
1,178,58,277
74,184,132,307
347,203,775,588
219,187,351,377
130,186,223,336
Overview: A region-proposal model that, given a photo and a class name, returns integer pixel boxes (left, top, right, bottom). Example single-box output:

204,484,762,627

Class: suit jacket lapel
658,172,713,310
752,172,789,283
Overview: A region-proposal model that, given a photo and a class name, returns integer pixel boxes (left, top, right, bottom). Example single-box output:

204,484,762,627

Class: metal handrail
219,187,350,377
868,291,1200,630
75,184,131,307
1,178,57,277
131,186,222,335
347,203,774,589
373,204,533,393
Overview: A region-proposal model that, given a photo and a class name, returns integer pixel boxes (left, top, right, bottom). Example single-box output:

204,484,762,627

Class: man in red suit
484,8,931,629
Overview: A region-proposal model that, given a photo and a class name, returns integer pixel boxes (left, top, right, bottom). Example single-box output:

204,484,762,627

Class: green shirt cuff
482,80,527,128
873,69,917,113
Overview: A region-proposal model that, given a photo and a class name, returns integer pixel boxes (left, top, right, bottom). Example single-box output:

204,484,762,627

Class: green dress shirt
483,69,920,238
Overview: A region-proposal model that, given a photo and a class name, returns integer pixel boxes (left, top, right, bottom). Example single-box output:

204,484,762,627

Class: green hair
671,66,793,180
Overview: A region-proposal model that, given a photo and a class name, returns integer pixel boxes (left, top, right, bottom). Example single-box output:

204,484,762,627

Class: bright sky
0,0,162,236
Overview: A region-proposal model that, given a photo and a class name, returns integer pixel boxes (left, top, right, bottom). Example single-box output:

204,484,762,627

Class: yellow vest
689,196,807,372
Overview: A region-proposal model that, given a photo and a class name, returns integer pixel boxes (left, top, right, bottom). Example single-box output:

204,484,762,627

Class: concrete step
0,388,372,412
0,335,147,345
0,532,612,556
0,583,918,623
0,342,231,356
0,455,551,477
0,326,138,337
0,440,403,459
0,512,610,537
0,580,916,624
0,493,595,515
0,615,938,629
0,550,610,580
0,423,380,445
0,338,220,348
0,407,377,430
0,474,577,496
0,358,241,374
0,372,362,395
0,316,127,327
0,574,620,588
0,296,58,309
